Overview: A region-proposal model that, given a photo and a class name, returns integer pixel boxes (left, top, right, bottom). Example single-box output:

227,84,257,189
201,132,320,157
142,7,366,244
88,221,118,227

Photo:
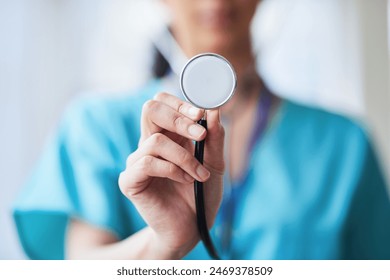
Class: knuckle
178,151,193,167
140,155,154,169
142,99,157,113
177,103,185,114
118,172,127,193
150,132,166,145
153,92,169,101
168,162,177,176
173,115,183,128
125,153,134,167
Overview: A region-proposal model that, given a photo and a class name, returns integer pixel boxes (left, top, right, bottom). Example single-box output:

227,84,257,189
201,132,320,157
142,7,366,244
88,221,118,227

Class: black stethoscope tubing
181,53,237,260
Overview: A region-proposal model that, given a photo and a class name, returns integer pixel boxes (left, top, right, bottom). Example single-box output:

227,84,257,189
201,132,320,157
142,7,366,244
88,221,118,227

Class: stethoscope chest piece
180,53,237,110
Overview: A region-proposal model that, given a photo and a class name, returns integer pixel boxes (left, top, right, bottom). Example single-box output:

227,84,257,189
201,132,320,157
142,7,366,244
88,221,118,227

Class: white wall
256,0,390,174
355,0,390,175
0,0,388,259
0,0,159,259
0,0,95,259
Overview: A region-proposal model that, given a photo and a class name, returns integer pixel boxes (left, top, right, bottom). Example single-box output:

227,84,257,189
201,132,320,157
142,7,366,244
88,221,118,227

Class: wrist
147,228,195,260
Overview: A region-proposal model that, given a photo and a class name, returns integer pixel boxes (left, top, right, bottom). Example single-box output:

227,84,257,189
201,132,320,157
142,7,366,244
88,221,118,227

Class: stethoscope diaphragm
180,53,237,110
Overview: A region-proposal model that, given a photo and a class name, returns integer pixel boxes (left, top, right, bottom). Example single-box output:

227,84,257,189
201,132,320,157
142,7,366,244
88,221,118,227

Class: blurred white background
0,0,389,259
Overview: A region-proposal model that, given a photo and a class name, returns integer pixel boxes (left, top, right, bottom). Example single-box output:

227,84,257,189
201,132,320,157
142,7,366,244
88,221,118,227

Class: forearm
66,220,187,260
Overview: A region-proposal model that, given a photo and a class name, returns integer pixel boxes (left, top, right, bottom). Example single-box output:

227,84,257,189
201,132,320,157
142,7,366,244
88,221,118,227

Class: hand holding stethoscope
119,53,235,259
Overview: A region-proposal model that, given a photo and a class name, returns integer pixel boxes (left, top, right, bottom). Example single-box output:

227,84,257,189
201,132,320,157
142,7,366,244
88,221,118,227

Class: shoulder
280,99,369,149
55,80,163,166
272,99,374,178
62,80,162,130
60,80,162,140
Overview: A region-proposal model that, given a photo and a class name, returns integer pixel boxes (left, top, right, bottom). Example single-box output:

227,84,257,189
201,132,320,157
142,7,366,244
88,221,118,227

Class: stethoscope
180,53,237,260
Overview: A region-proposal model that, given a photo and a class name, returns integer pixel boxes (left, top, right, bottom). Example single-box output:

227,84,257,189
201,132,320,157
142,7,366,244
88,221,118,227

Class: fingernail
196,165,210,180
183,172,194,182
188,107,201,117
188,124,205,137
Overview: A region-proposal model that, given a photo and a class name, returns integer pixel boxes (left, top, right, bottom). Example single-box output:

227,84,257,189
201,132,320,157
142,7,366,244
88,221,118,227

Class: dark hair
151,46,171,79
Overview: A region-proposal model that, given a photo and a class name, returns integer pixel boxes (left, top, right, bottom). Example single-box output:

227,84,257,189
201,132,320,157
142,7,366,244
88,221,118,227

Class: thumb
204,109,225,174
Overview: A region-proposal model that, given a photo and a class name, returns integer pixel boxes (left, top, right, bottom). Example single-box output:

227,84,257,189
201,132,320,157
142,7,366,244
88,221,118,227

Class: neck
227,38,255,81
213,38,262,118
219,42,262,119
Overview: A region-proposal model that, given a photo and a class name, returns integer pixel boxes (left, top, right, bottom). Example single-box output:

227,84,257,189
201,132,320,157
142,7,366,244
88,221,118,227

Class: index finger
141,100,207,142
154,92,204,121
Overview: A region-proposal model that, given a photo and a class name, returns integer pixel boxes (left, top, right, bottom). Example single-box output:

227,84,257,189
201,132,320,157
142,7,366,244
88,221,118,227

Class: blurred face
164,0,260,57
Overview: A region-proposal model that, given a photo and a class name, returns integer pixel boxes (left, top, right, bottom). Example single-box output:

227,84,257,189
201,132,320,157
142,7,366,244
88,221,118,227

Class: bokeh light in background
0,0,389,259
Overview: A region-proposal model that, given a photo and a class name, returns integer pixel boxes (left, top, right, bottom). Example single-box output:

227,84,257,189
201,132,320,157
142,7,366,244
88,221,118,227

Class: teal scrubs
13,80,390,259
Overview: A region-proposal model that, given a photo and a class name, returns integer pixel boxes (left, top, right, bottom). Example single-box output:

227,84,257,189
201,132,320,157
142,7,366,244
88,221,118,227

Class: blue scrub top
13,80,390,259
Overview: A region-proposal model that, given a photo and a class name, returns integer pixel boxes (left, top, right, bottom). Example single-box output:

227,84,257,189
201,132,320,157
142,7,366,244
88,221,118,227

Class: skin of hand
118,92,225,259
